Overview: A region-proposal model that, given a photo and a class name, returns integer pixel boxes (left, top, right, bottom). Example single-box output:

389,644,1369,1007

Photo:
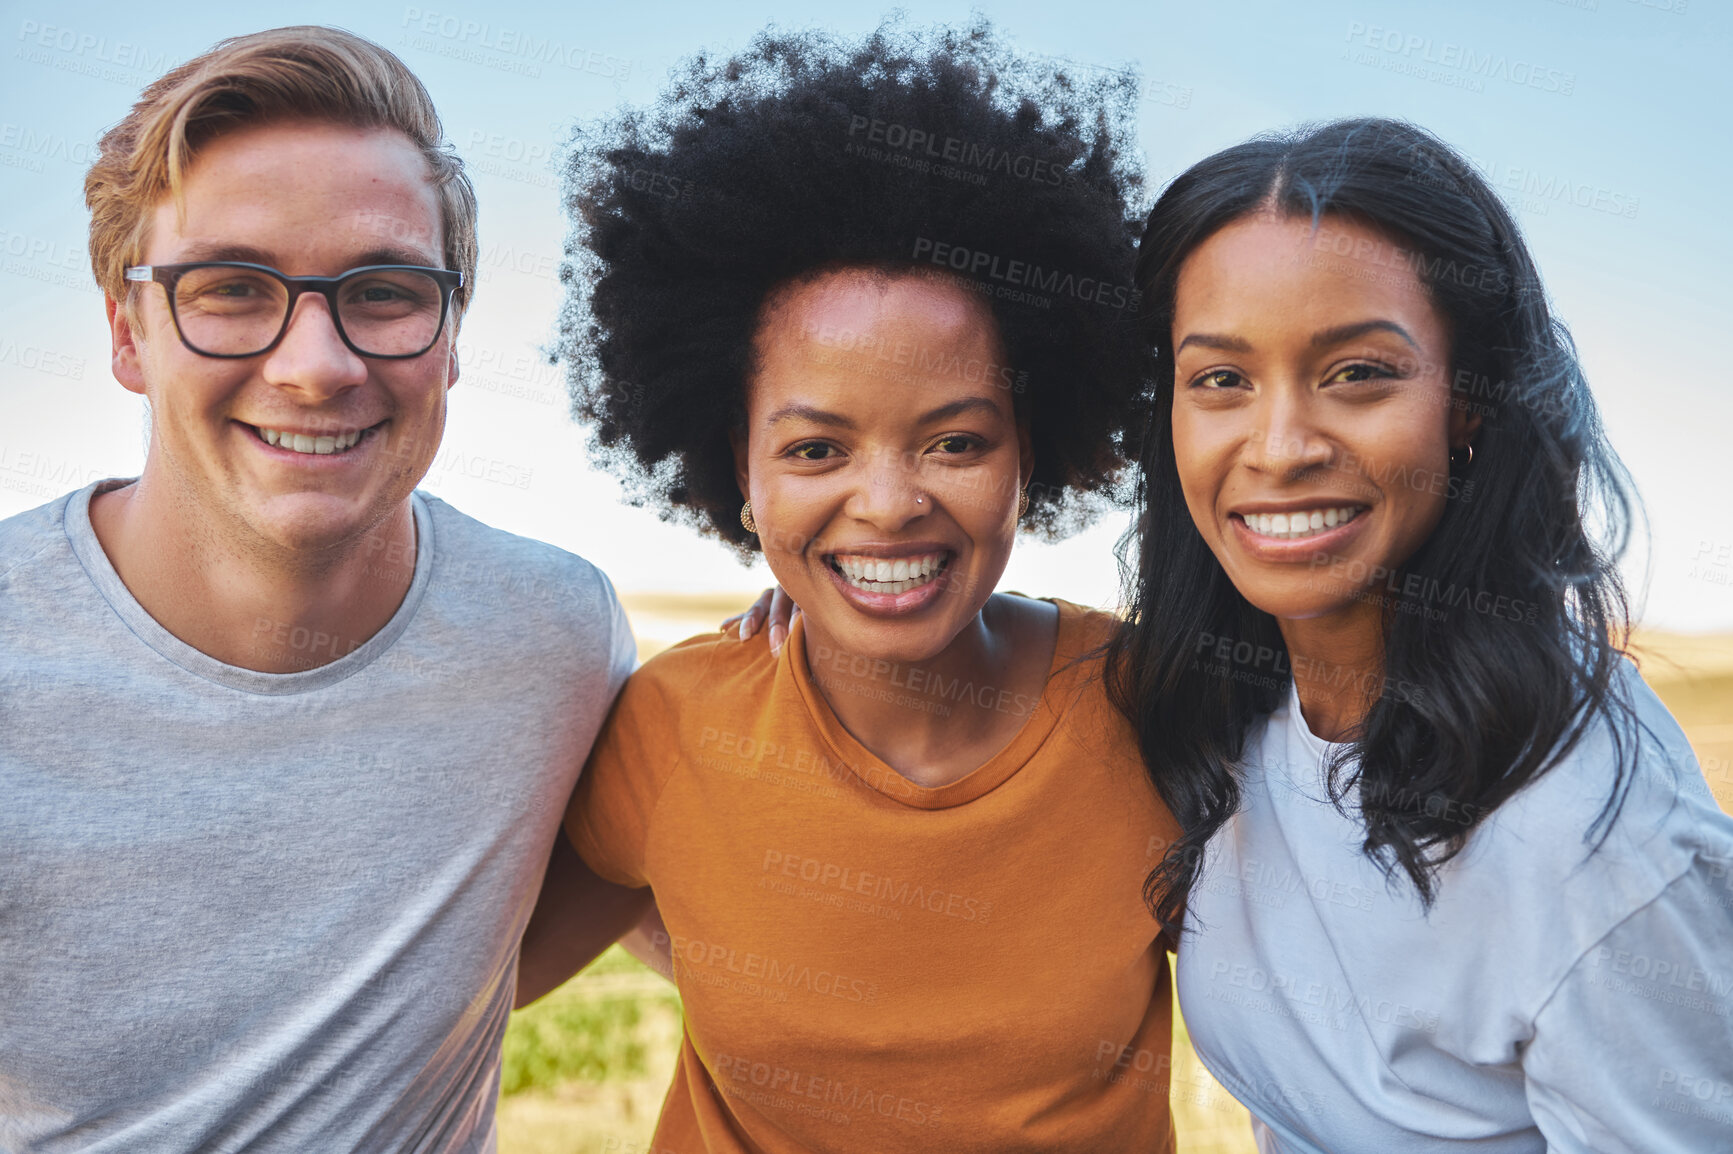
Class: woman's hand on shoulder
720,586,800,655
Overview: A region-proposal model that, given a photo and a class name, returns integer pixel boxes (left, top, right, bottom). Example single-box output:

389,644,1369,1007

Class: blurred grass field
495,601,1733,1154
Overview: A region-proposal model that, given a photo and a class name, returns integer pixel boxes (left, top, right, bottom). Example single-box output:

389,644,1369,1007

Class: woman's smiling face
1170,212,1477,623
736,268,1029,665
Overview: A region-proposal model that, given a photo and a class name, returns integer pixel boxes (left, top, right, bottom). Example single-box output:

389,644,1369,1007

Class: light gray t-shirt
0,480,636,1153
1178,668,1733,1153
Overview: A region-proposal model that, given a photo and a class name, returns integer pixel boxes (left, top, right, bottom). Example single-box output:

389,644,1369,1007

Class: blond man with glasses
0,26,650,1152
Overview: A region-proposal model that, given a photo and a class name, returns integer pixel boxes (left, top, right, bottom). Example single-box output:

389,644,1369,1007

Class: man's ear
107,295,147,397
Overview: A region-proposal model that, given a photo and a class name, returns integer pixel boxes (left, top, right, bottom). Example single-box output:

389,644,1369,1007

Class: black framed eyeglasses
123,261,466,359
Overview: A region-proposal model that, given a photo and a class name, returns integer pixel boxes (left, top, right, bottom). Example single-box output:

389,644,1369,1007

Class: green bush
500,947,681,1097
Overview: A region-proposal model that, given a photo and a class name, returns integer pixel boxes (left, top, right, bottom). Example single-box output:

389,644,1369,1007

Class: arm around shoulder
515,830,654,1008
517,636,713,1005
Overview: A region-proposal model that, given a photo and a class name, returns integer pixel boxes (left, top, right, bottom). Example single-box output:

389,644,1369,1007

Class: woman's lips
1229,504,1370,560
823,550,954,615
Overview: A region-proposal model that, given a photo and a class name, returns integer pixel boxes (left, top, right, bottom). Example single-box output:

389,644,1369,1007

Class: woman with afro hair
521,18,1186,1154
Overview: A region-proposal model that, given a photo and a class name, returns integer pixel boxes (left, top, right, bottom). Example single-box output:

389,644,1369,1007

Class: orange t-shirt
566,599,1181,1154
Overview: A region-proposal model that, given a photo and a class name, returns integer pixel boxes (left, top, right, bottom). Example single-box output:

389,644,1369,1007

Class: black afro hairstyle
556,16,1151,557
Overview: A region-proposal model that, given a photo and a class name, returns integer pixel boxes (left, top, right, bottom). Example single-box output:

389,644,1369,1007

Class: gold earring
1017,487,1030,518
740,501,756,534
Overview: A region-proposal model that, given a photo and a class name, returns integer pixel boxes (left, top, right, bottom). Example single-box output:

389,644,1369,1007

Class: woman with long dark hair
1108,117,1733,1151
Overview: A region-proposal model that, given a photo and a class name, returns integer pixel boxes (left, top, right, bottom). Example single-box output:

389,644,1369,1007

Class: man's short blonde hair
85,25,477,314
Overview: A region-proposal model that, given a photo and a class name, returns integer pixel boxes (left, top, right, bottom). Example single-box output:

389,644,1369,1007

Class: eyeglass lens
171,267,446,357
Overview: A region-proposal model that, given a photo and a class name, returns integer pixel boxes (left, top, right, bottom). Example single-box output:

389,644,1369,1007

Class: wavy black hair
556,17,1149,557
1105,118,1643,939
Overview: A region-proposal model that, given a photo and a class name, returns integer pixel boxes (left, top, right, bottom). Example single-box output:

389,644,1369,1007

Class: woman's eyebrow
1175,332,1253,355
763,396,999,428
917,396,999,423
1309,319,1419,351
764,403,854,428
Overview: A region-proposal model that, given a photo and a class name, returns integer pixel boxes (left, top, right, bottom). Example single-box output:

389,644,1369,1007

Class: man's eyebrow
1175,332,1253,355
1309,320,1419,351
764,403,855,429
349,247,446,269
162,243,443,270
168,241,277,265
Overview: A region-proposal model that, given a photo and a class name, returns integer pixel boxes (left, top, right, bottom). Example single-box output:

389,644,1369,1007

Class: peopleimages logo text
1345,22,1576,95
847,115,1076,187
911,237,1139,311
400,8,631,78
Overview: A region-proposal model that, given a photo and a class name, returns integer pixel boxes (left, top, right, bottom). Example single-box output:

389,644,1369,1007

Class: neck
800,594,1056,788
88,471,417,673
1276,599,1386,743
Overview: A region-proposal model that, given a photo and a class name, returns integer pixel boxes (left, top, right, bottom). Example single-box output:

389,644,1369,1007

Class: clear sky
2,0,1728,629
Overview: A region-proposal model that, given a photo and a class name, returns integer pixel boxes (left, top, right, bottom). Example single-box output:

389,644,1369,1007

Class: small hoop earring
1017,487,1030,518
740,501,756,534
1450,443,1475,468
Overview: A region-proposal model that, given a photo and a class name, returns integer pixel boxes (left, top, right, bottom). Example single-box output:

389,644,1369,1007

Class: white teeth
832,552,946,593
256,426,365,455
1243,506,1363,541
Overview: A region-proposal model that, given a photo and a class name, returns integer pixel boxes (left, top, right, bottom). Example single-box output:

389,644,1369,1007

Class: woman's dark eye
1328,362,1392,384
1194,370,1243,389
789,442,835,461
933,435,978,454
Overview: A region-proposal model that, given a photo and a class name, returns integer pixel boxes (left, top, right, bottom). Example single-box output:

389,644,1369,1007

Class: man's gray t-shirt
0,480,637,1153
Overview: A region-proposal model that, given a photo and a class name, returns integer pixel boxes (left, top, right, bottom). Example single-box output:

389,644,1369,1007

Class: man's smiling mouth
246,421,385,456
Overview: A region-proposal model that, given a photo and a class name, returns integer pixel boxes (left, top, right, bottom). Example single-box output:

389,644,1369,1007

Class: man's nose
259,295,368,400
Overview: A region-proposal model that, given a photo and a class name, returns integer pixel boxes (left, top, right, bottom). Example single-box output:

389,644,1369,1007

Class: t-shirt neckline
1283,678,1334,754
784,598,1084,810
63,478,435,696
1277,677,1352,789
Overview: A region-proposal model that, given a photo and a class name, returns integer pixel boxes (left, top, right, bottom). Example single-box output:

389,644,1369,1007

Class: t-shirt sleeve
563,643,696,889
1521,851,1733,1152
600,574,639,694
